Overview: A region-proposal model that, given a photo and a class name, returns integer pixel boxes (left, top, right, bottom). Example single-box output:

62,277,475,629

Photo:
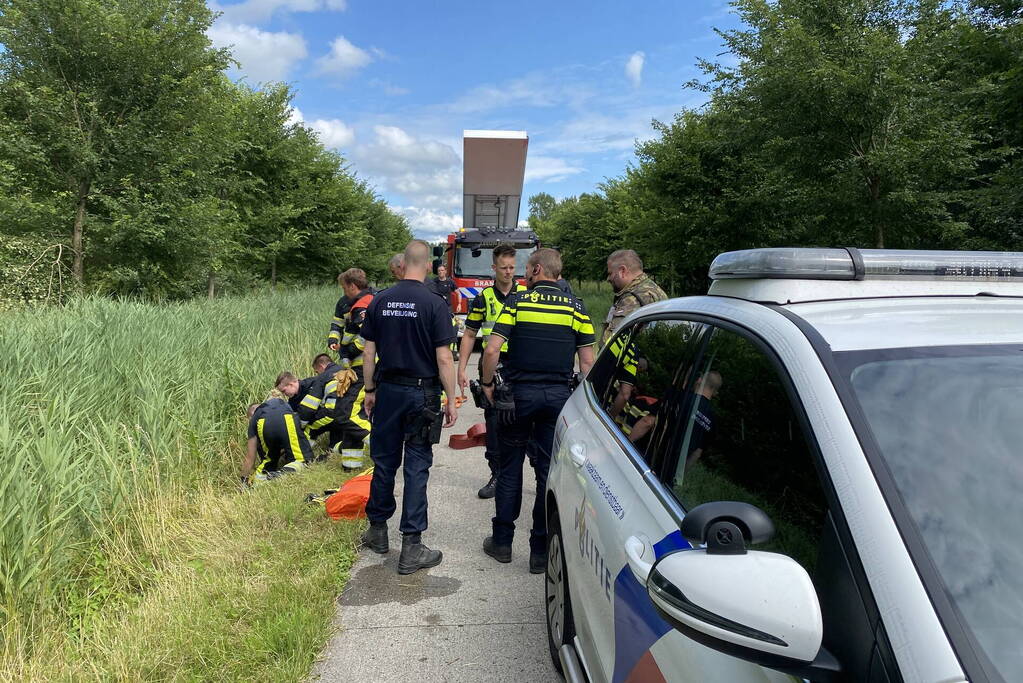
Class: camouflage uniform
601,273,667,343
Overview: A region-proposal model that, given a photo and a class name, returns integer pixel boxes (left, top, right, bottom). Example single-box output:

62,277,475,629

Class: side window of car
587,319,705,467
667,326,828,573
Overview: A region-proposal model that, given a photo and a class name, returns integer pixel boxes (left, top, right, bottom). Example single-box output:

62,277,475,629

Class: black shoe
529,552,547,575
361,522,389,554
483,536,511,563
477,475,497,499
398,538,443,575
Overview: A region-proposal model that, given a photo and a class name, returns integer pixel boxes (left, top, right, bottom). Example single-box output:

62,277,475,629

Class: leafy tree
0,0,232,284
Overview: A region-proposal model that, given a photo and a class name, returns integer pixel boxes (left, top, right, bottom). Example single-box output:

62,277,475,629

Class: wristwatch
364,386,376,393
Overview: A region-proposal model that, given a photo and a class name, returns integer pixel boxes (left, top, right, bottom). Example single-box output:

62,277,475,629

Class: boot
529,551,547,575
477,474,497,499
483,536,512,563
361,521,389,554
398,535,443,575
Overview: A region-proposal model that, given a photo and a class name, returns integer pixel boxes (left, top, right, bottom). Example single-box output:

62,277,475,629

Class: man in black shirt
480,248,596,573
428,264,457,302
686,370,722,466
359,240,458,575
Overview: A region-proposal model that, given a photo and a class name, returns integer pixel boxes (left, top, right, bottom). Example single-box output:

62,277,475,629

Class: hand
239,475,250,492
443,401,457,428
329,343,339,351
482,384,494,406
363,391,375,417
457,369,468,392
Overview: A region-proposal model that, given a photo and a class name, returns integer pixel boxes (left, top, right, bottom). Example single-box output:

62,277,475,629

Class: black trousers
492,382,571,554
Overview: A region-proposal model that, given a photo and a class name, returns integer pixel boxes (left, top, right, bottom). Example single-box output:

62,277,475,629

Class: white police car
545,248,1023,683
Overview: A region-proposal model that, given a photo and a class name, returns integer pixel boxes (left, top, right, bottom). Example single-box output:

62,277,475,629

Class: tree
0,0,231,284
528,192,557,238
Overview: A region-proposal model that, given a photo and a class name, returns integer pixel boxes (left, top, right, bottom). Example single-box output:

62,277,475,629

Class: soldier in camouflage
601,249,667,344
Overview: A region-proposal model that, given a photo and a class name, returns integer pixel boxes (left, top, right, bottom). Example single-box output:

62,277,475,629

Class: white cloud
525,155,585,183
369,79,410,96
286,106,304,127
308,118,355,149
391,206,462,241
447,72,593,114
357,126,460,175
625,51,645,88
212,0,346,25
316,35,373,79
208,23,307,82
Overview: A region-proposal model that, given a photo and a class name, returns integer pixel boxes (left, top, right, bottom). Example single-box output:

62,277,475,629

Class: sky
207,0,743,240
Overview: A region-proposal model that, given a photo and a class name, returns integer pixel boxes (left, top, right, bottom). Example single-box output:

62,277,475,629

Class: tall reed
0,287,339,633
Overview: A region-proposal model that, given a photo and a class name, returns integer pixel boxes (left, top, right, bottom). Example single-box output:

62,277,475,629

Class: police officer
480,248,595,573
602,249,667,344
359,240,458,575
456,243,526,498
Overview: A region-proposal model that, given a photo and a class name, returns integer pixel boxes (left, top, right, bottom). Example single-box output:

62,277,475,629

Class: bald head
402,240,432,280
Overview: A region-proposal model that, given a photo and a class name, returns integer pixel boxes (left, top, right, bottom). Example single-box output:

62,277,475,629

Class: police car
546,248,1023,683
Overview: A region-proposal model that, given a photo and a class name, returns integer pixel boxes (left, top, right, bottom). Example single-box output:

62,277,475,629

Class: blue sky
208,0,742,239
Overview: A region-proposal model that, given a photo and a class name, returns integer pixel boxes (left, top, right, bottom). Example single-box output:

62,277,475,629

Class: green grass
0,287,364,680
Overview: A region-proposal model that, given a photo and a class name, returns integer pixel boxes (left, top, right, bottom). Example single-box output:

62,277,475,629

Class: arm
456,328,477,391
609,381,633,418
241,437,258,481
435,345,458,427
480,334,503,403
362,340,377,417
577,344,595,377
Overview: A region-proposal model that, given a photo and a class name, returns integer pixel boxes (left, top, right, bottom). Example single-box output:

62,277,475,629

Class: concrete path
311,353,560,682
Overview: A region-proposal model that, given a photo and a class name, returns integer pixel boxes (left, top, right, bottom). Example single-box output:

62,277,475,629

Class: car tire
545,509,576,675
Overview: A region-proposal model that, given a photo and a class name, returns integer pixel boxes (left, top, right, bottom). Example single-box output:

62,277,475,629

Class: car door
559,318,706,681
650,322,886,682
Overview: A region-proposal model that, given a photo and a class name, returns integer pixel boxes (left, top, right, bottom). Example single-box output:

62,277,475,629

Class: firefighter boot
397,534,443,575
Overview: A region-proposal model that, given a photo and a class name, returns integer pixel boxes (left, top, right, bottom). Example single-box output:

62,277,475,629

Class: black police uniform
464,282,526,480
360,279,455,539
247,398,314,477
488,280,595,558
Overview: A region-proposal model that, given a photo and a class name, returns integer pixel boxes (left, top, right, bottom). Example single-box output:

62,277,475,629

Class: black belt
379,373,440,388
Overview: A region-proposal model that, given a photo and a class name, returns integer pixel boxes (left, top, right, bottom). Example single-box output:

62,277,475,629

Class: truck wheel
546,509,576,674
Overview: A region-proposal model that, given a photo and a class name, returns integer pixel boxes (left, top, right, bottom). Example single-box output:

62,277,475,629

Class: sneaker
529,552,547,575
398,538,443,575
483,536,511,563
361,522,389,554
477,475,497,499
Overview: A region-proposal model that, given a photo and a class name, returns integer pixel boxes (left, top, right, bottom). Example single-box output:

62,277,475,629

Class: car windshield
454,247,533,278
837,344,1023,681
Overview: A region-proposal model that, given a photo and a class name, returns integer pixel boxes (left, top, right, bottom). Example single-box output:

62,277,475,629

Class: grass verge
3,459,361,681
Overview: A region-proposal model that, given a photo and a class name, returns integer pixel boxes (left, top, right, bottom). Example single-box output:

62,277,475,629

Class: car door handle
568,443,586,467
624,535,653,582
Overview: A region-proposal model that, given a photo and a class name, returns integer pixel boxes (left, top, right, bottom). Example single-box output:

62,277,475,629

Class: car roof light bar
709,248,1023,282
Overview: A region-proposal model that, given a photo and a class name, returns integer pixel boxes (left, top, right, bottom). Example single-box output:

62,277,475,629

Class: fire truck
434,130,540,333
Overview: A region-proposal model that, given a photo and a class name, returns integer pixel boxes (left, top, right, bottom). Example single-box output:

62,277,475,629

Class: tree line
529,0,1023,296
0,0,412,305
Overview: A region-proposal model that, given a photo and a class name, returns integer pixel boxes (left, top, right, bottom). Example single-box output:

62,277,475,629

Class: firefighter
318,267,374,470
456,243,526,498
480,248,595,573
296,353,346,460
241,372,314,484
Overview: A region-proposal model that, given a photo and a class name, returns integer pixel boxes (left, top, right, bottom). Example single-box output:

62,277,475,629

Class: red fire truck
434,130,540,333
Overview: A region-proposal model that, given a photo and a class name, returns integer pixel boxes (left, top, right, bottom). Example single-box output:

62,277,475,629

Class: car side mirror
649,501,841,679
432,245,444,258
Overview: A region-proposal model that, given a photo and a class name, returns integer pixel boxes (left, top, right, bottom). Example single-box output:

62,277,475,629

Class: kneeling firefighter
241,372,314,484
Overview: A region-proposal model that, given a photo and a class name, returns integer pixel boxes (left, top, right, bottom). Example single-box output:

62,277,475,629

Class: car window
587,319,704,467
667,326,827,573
